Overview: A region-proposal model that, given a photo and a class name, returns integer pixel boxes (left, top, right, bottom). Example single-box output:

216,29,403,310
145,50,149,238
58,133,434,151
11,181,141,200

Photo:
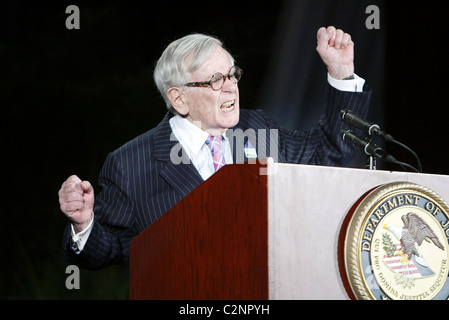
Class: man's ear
167,87,189,116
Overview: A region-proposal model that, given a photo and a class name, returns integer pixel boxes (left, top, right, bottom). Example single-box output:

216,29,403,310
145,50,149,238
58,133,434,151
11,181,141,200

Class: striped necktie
205,135,226,172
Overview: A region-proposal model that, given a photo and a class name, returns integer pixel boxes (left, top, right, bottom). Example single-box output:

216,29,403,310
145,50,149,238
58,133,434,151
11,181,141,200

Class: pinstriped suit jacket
63,84,371,269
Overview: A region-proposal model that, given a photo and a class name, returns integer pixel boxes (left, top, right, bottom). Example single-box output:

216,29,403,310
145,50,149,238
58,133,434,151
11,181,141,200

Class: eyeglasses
184,66,243,91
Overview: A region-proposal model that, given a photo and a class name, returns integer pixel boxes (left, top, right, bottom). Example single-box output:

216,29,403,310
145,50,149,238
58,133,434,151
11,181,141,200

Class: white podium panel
267,163,449,299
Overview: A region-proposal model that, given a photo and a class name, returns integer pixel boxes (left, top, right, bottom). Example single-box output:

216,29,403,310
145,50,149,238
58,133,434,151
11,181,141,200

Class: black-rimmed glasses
184,66,243,91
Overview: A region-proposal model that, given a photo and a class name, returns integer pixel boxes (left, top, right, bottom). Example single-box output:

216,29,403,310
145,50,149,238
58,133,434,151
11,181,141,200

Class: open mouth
220,100,235,112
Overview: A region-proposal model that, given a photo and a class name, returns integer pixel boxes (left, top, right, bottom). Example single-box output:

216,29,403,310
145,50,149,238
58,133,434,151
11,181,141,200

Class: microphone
340,109,394,141
340,129,396,163
340,109,422,172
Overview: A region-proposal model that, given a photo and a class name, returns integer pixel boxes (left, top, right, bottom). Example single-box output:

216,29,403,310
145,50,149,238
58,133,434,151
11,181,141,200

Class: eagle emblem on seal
383,212,445,283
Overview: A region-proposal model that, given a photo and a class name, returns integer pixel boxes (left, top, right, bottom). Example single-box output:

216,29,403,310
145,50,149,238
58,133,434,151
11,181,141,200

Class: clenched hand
58,175,94,233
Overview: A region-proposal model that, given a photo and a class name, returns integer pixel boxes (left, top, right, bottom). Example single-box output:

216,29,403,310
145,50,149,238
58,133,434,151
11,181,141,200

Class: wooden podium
129,160,449,299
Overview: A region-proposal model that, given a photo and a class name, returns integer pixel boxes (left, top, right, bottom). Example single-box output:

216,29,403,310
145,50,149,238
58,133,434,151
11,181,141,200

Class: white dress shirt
327,73,364,92
169,114,233,181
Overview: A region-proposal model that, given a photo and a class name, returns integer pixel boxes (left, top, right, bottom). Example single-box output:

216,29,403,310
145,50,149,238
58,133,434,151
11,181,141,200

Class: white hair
153,33,234,114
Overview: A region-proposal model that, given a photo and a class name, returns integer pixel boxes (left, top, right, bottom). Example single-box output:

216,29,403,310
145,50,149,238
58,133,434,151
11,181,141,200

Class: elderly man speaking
58,26,371,270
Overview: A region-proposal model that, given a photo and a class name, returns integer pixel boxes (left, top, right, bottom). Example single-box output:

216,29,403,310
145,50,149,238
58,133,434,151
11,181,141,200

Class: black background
3,1,448,299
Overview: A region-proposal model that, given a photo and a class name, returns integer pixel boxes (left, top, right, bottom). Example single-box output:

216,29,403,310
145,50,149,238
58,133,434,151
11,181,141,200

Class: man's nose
222,77,237,93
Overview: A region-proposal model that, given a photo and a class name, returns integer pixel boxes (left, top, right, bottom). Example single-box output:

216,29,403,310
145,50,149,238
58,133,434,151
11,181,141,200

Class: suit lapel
152,113,204,198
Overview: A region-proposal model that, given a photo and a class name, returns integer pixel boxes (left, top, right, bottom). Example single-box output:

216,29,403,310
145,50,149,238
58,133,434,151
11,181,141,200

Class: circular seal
339,182,449,300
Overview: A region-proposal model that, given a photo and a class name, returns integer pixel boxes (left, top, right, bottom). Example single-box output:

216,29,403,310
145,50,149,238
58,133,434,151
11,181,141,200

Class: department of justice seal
339,182,449,300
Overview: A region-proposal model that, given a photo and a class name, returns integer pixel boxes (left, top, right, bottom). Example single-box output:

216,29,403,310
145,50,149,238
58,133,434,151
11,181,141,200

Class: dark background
3,0,448,299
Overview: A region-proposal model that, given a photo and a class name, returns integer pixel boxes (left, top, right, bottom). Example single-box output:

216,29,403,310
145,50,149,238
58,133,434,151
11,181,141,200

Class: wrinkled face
181,46,240,135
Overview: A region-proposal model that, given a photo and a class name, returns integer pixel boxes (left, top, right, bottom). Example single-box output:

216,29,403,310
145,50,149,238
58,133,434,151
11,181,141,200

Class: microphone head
339,109,350,120
340,109,373,132
340,129,360,145
340,129,351,142
340,129,350,140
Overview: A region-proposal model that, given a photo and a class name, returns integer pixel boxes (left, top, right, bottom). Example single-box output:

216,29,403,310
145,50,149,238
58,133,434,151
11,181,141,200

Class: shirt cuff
70,212,94,253
327,73,365,93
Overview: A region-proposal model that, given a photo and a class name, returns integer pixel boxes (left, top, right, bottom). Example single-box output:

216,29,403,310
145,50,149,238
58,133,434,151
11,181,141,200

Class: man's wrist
327,64,354,81
72,211,93,234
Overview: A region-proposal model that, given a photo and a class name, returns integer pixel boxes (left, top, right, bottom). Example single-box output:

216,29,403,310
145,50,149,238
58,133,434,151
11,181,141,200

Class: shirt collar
170,115,211,157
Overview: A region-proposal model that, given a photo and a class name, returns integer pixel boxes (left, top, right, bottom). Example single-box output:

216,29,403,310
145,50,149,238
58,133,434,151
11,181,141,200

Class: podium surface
130,161,449,299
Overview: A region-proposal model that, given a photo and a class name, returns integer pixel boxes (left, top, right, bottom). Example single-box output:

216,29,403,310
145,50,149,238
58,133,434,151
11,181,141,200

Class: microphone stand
366,134,377,170
367,153,377,170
